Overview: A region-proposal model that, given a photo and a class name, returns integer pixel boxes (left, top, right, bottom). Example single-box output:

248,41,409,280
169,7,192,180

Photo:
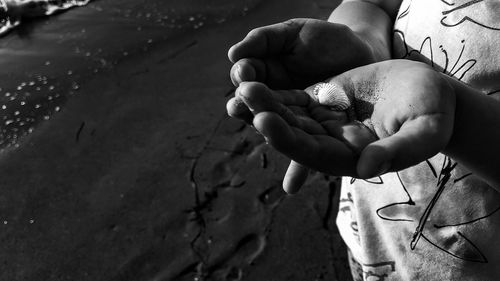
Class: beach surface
0,0,351,280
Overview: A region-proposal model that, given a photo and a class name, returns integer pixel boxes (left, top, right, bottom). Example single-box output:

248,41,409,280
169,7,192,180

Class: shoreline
0,0,350,280
0,0,265,149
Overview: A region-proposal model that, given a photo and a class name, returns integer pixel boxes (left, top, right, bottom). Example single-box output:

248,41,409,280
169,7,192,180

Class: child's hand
231,60,456,192
228,18,377,89
227,18,387,192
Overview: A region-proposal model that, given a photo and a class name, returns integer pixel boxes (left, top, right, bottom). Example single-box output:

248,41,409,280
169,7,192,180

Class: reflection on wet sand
0,0,261,150
0,0,350,280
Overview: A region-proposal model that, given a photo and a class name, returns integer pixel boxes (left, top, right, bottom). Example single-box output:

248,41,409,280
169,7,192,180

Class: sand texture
0,0,351,280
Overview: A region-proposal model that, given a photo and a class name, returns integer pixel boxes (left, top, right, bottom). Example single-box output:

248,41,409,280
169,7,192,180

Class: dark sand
0,0,351,280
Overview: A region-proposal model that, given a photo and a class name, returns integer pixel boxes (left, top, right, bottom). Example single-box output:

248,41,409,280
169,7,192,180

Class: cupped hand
228,18,376,90
227,18,379,191
232,81,378,193
230,60,456,193
338,60,456,177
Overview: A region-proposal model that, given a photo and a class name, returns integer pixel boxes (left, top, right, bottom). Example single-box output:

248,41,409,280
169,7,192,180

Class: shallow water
0,1,350,280
0,0,260,149
0,0,91,35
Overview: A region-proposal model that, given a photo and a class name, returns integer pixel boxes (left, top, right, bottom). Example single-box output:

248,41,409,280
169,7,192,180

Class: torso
337,1,500,280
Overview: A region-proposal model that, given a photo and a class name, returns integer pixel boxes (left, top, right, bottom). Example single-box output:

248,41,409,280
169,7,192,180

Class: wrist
328,0,394,62
439,75,500,188
437,73,458,156
354,30,392,62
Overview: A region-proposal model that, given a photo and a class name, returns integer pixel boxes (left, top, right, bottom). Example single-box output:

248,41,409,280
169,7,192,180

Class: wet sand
0,0,351,280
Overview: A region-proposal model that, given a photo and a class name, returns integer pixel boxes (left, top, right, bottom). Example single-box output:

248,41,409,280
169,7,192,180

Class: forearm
328,0,400,61
443,76,500,190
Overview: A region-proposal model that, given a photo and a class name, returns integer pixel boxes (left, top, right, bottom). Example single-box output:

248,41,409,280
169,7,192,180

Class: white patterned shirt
337,1,500,280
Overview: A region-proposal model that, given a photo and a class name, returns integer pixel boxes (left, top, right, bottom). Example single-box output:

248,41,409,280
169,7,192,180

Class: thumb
357,114,453,178
230,58,267,86
228,20,302,62
283,160,309,194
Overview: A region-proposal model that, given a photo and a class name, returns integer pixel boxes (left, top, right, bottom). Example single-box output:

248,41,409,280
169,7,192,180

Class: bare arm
328,0,402,61
443,77,500,190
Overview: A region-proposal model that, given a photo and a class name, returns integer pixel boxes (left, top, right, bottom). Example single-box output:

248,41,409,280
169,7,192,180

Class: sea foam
0,0,91,35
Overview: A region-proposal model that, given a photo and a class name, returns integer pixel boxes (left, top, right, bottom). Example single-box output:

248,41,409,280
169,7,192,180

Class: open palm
230,60,456,193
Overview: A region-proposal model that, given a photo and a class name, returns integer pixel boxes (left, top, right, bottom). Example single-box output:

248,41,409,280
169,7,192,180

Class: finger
230,58,293,89
230,58,260,86
228,19,303,62
254,112,358,176
273,90,312,107
309,105,348,123
226,96,253,124
289,105,328,135
322,121,378,155
237,82,325,134
283,161,309,194
238,83,312,110
357,114,453,178
237,82,298,126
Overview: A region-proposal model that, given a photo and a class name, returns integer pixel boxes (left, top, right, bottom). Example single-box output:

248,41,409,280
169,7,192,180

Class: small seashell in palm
312,82,351,111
